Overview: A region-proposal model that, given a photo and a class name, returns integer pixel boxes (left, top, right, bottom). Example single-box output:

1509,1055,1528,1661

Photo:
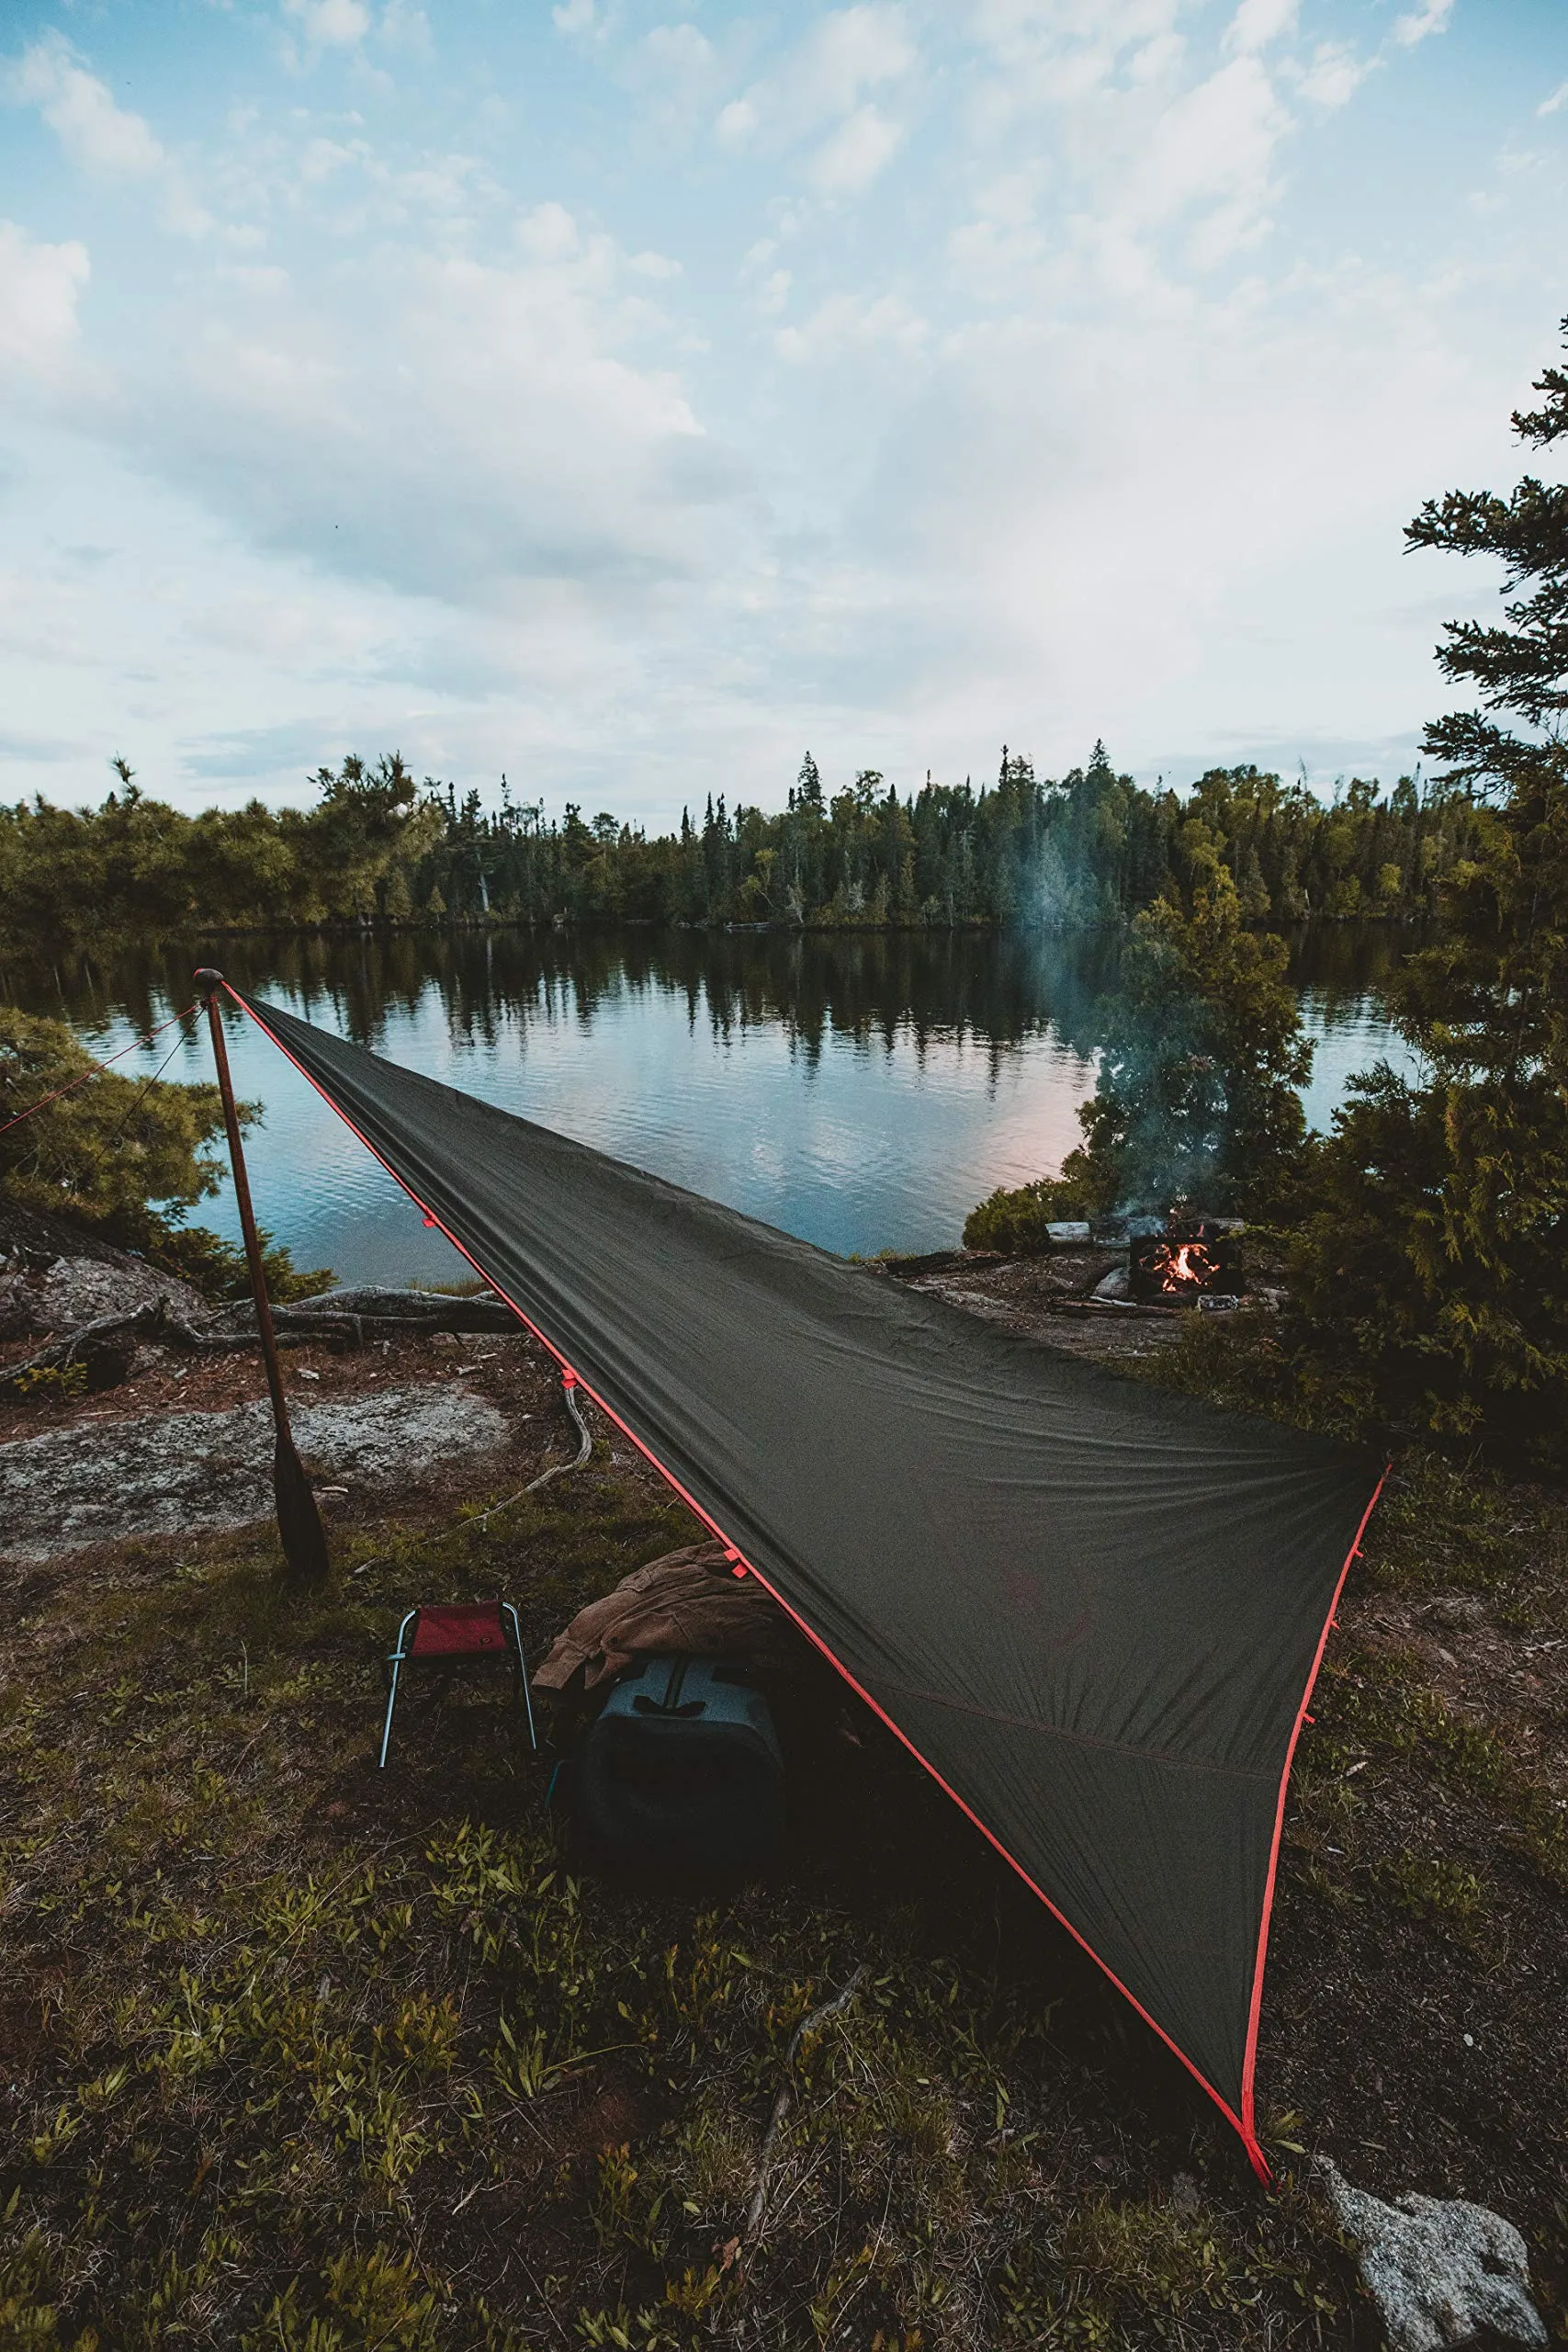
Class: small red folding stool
378,1602,537,1769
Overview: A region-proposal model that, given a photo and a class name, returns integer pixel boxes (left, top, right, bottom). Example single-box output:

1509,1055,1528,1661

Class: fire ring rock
1319,2159,1547,2352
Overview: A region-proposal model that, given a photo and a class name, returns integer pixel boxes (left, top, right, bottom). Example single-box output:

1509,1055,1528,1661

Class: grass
2,1326,1566,2344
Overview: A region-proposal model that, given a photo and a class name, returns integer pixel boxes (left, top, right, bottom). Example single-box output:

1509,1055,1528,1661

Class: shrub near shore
0,1008,331,1306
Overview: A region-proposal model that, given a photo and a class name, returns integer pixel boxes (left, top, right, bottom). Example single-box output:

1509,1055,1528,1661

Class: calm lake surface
6,926,1423,1286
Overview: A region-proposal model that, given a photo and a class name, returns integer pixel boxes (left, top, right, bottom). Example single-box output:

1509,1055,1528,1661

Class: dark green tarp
235,986,1382,2172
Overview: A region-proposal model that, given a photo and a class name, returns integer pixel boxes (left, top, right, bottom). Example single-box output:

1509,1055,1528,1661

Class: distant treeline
0,743,1483,955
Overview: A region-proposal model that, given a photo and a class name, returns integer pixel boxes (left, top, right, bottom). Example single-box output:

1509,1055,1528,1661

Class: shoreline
0,909,1434,975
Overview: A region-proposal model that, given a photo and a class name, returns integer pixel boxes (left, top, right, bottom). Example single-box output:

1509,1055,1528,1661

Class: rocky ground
0,1198,208,1342
876,1242,1250,1363
0,1232,1563,2346
0,1381,513,1561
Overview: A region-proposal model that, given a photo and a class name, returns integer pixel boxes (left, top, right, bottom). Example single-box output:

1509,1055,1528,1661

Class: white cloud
1129,32,1185,85
7,35,164,177
624,22,719,136
5,35,209,234
113,204,750,611
267,129,496,239
806,104,904,195
516,199,579,262
716,6,916,187
1296,40,1372,108
0,219,89,376
945,208,1045,290
552,0,602,42
789,5,916,119
822,266,1530,799
1539,79,1568,118
379,2,433,58
967,0,1185,119
282,0,372,52
1392,0,1453,48
776,288,927,363
1225,0,1296,57
716,97,758,148
640,23,715,77
1120,55,1287,262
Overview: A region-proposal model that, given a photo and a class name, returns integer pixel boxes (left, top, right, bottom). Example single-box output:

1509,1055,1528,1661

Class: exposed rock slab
6,1250,205,1337
0,1384,512,1562
0,1201,206,1342
1321,2159,1547,2352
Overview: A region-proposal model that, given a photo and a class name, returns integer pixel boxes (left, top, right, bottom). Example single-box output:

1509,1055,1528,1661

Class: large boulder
0,1199,205,1342
1320,2160,1547,2352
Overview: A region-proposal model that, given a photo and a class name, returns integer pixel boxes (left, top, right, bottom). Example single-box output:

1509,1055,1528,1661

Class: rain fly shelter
228,985,1383,2178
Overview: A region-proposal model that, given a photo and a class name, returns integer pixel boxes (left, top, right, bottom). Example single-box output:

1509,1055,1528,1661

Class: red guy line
0,1001,199,1137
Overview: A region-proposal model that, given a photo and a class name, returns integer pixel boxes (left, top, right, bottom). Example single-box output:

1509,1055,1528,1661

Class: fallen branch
1045,1297,1182,1319
4,1281,525,1381
225,1285,519,1333
743,1965,867,2248
0,1297,212,1390
212,1290,523,1347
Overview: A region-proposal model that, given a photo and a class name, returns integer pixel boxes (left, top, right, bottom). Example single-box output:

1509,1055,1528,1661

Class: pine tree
1287,320,1568,1462
965,836,1312,1247
0,1009,332,1301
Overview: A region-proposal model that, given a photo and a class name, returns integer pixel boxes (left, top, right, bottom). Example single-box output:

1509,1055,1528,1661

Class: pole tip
193,967,226,999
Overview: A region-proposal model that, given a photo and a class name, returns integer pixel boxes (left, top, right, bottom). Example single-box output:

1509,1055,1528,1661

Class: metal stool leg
502,1602,537,1754
378,1611,418,1768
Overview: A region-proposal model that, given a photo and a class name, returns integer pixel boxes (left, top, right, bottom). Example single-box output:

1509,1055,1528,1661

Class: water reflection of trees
1280,922,1422,1023
6,921,1407,1069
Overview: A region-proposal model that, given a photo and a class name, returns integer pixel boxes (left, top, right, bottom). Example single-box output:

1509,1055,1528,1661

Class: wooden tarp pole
195,969,329,1584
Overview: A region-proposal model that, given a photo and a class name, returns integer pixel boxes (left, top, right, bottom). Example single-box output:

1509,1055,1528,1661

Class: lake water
6,925,1423,1286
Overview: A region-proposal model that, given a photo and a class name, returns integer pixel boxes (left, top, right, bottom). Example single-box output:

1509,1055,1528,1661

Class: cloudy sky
1,1,1563,824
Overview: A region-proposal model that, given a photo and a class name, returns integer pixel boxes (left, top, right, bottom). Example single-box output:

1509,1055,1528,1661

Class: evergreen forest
0,742,1483,957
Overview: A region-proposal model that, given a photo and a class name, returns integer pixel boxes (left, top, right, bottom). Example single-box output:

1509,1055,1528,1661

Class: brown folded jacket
531,1540,805,1691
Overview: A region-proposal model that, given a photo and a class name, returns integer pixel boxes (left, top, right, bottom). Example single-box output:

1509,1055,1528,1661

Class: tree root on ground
2,1286,525,1391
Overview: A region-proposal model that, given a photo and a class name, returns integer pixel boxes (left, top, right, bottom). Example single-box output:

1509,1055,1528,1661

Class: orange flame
1148,1239,1218,1294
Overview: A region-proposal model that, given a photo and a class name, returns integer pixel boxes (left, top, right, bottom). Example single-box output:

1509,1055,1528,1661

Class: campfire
1127,1216,1243,1306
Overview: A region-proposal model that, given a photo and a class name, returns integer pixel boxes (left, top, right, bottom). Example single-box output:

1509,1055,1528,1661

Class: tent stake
195,969,330,1585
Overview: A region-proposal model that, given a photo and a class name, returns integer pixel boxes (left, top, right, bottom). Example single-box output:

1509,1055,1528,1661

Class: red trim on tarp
1236,1466,1386,2180
220,978,1381,2184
